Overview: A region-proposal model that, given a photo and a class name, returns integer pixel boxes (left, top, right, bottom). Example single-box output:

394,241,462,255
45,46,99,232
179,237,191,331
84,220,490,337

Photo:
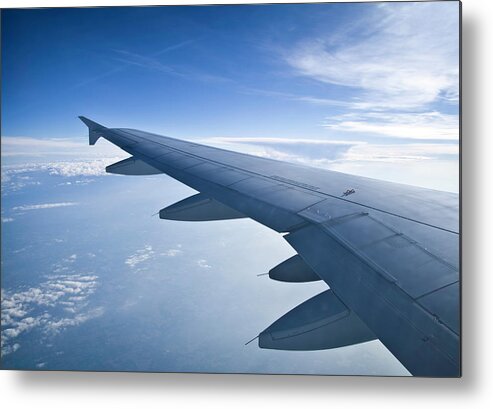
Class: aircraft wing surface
80,116,460,377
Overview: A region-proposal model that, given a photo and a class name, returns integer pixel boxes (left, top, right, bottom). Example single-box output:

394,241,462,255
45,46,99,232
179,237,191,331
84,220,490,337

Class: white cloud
1,217,14,223
1,165,42,193
285,2,458,111
1,343,20,356
340,143,458,164
125,245,155,269
13,202,78,211
197,259,211,269
3,157,123,177
214,137,457,166
204,137,359,163
1,157,125,195
1,137,124,158
45,159,120,177
1,272,101,357
161,249,183,257
329,157,459,193
2,137,86,150
323,112,458,141
47,307,104,333
280,2,459,144
215,136,457,191
240,87,351,108
208,137,362,146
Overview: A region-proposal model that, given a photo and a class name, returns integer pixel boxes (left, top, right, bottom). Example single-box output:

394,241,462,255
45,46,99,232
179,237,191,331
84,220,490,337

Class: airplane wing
80,116,460,377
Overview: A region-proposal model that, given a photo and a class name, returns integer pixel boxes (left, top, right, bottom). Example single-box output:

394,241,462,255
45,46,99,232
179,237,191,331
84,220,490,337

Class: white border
1,0,492,407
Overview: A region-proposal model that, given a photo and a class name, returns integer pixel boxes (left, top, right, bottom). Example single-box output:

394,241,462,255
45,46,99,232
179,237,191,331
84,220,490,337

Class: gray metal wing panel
130,140,164,158
369,211,460,269
158,151,203,170
259,187,326,213
140,146,175,159
228,178,326,213
418,282,459,334
297,198,459,334
285,224,460,377
322,213,459,300
130,153,307,232
228,176,279,194
102,129,139,148
185,163,251,186
299,197,459,273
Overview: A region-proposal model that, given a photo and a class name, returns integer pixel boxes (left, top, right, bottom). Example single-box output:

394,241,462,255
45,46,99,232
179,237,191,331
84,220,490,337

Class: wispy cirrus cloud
72,40,196,89
13,202,78,212
285,3,458,111
2,137,86,150
208,136,359,162
112,47,232,85
215,136,458,192
240,87,351,108
113,49,177,75
340,143,458,164
323,111,459,141
277,2,459,142
209,136,457,165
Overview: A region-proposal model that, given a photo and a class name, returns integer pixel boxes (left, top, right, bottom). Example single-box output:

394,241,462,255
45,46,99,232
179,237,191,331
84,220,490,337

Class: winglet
79,116,107,145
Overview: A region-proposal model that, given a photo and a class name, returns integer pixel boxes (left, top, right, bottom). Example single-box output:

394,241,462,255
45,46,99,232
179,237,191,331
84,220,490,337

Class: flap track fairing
106,157,162,175
159,193,246,222
269,254,321,282
258,290,376,351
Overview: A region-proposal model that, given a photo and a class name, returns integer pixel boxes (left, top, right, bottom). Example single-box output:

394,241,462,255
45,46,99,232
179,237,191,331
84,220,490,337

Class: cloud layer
208,135,458,192
1,137,124,158
283,2,459,140
212,136,458,166
1,270,102,357
1,157,126,195
13,202,78,212
323,111,458,141
125,245,155,269
286,3,458,110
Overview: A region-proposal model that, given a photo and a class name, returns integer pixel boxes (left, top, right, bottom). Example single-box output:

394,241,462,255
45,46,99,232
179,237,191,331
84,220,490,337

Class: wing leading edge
80,117,460,377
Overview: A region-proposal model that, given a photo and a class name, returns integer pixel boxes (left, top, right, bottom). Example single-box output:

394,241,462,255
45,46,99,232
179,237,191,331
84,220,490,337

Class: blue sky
2,4,361,138
1,2,460,192
2,3,458,135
